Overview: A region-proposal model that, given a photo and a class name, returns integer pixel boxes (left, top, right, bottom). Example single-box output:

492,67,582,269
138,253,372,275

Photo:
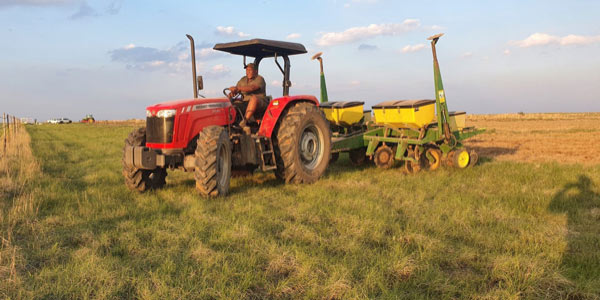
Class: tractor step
255,136,278,171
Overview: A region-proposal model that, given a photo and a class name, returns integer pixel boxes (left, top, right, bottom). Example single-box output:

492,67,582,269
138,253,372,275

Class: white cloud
401,43,425,53
211,64,227,71
286,33,301,40
316,19,421,46
350,80,360,86
504,49,511,55
561,34,600,45
110,40,223,73
271,80,281,87
206,64,230,78
511,33,600,48
344,0,377,7
462,52,473,58
216,26,250,38
198,47,221,59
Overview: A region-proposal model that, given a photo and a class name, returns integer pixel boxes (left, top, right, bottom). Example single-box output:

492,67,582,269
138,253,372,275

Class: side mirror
196,76,203,91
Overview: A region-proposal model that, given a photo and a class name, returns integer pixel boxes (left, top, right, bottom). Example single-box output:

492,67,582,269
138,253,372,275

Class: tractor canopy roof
213,39,307,58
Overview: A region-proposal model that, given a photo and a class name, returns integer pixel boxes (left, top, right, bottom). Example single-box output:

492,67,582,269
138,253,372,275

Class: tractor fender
258,95,319,138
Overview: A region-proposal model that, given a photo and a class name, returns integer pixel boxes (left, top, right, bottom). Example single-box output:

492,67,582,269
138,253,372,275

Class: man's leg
245,95,258,122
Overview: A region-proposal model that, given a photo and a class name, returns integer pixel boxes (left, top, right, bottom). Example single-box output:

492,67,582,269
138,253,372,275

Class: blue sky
1,0,599,120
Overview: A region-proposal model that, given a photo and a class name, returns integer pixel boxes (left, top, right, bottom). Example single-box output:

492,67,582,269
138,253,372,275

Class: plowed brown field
464,113,600,165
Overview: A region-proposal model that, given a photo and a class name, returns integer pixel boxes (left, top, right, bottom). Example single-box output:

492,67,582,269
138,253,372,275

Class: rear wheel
374,145,394,169
404,149,421,174
122,127,167,192
468,150,479,167
423,148,442,171
274,102,331,183
448,148,470,169
194,126,232,197
349,147,368,166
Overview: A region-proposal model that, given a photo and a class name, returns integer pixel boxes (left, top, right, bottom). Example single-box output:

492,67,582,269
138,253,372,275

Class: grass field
1,119,599,299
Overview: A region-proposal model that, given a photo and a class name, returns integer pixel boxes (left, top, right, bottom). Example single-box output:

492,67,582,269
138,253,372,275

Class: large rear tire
122,127,167,192
274,102,331,184
194,126,232,197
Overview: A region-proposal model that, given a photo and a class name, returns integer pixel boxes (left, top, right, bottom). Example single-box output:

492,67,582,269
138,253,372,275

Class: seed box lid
372,99,435,109
332,101,364,108
319,101,339,108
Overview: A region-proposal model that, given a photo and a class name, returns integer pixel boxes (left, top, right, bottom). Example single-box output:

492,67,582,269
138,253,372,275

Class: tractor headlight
146,110,152,117
156,109,176,118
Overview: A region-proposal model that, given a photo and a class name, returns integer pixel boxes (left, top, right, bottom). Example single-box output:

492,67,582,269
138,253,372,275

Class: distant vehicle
80,114,95,123
47,118,72,124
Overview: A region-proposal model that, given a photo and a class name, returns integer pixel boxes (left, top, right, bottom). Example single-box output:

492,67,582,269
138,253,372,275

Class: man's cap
245,63,256,69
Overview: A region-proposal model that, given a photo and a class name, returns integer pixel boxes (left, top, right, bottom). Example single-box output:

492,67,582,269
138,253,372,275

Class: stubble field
1,113,599,299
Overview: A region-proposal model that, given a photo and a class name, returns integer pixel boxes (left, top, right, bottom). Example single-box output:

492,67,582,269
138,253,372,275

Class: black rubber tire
374,145,394,169
404,149,422,174
122,127,167,192
274,102,331,184
468,150,479,167
448,148,470,169
349,147,367,166
194,126,232,197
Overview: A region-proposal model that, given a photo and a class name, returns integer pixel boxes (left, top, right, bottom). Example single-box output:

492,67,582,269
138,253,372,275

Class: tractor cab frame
213,39,307,97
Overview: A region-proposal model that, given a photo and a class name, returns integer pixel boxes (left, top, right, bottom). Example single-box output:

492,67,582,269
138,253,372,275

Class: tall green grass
1,123,599,299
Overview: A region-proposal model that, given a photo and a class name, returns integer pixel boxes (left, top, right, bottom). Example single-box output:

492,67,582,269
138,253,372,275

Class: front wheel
194,126,232,197
122,127,167,192
274,102,331,183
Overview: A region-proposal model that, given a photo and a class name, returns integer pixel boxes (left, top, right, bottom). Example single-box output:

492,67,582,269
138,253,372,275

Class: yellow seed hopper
320,101,365,127
372,99,436,128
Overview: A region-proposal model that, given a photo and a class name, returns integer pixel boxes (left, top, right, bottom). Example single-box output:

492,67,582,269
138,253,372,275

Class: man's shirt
236,75,266,100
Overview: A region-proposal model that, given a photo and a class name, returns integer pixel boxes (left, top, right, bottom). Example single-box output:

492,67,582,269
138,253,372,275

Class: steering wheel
223,88,246,125
222,88,242,102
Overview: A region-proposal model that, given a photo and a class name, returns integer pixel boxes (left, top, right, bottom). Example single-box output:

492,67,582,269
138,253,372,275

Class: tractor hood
146,98,230,114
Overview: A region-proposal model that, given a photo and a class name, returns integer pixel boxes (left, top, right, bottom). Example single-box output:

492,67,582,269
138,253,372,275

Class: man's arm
236,83,260,93
230,77,260,94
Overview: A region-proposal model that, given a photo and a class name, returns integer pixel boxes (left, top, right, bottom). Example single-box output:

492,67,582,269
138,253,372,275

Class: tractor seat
255,95,273,121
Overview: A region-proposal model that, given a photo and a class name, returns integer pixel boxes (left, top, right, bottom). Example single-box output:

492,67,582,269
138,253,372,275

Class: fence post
2,113,6,154
6,114,9,143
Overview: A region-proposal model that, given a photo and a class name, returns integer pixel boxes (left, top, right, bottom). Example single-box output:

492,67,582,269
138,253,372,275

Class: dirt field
464,113,600,165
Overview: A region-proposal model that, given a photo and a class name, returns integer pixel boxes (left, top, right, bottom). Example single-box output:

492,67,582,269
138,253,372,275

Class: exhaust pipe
311,52,328,103
186,34,198,99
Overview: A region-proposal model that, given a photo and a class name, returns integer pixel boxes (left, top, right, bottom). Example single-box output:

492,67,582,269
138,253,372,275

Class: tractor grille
146,116,174,144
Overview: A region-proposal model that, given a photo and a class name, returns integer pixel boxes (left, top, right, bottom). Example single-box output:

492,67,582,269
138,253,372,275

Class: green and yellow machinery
318,33,484,172
80,114,95,123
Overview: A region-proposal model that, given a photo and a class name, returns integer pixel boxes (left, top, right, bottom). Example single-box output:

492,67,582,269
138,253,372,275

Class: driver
228,63,267,126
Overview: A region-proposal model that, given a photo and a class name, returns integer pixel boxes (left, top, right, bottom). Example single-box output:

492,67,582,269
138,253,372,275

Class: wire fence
2,113,23,156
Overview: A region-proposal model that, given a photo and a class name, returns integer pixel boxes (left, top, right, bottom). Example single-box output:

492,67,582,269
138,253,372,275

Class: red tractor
122,35,331,196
